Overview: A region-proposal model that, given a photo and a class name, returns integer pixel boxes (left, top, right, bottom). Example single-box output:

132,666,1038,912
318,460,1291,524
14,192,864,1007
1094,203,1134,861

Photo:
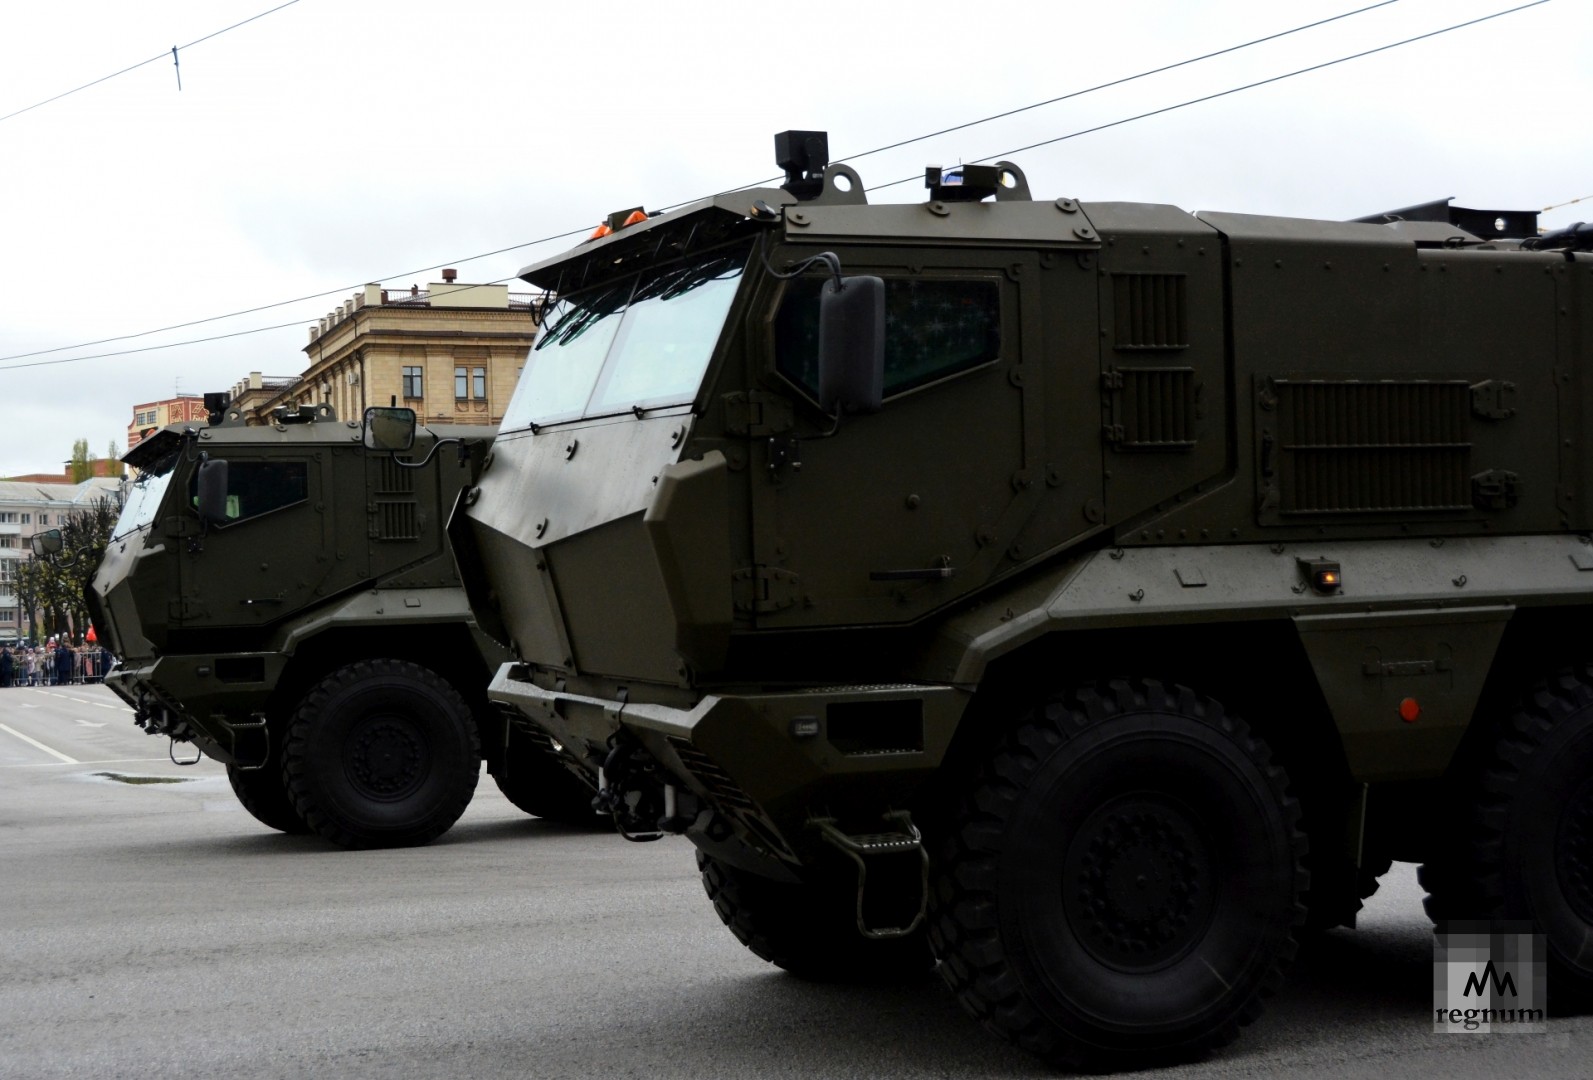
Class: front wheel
698,851,935,982
930,679,1306,1069
284,659,480,849
226,750,308,835
491,747,604,827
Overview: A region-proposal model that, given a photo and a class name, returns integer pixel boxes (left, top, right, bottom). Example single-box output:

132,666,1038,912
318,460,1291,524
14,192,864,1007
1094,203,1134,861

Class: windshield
502,243,750,430
112,446,182,541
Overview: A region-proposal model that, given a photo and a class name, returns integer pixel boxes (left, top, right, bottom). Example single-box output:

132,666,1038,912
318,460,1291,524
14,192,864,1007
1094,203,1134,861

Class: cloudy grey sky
1,0,1588,478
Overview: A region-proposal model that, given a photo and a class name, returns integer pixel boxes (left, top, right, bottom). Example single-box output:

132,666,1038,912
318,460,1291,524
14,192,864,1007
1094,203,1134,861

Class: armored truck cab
449,132,1593,1065
91,402,593,848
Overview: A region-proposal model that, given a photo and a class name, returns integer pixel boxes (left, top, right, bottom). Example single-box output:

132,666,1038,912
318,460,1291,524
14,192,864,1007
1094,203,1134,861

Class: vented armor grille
1275,379,1472,514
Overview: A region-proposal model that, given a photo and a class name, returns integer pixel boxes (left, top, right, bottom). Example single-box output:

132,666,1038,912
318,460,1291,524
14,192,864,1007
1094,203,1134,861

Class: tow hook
168,737,202,766
594,735,696,842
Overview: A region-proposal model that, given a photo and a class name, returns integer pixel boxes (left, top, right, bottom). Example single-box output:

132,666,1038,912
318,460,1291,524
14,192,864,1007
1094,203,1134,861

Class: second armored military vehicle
87,398,595,848
367,131,1593,1064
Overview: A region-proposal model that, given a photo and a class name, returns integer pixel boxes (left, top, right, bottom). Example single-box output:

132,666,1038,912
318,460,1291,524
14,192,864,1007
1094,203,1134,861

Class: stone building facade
246,273,541,426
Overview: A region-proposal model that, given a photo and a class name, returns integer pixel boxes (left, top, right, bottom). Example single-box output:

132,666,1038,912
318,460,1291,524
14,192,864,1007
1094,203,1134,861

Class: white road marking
27,690,127,711
1,758,183,769
0,722,79,764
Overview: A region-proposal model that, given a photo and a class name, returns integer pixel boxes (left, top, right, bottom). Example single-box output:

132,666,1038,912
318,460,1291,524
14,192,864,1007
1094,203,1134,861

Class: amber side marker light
585,207,649,243
1296,557,1343,595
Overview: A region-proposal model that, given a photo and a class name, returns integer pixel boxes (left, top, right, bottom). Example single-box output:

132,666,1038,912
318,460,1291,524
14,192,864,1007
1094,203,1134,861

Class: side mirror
30,529,63,557
817,275,885,414
196,457,230,526
364,406,417,452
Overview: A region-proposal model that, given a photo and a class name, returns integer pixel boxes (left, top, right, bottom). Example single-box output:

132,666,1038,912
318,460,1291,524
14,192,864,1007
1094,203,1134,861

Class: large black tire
283,659,480,849
226,756,309,835
698,850,936,982
491,749,604,827
1419,668,1593,1008
930,679,1307,1069
1304,850,1393,931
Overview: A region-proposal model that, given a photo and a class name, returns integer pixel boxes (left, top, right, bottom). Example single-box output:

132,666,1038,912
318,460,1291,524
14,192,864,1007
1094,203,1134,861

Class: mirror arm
388,436,464,469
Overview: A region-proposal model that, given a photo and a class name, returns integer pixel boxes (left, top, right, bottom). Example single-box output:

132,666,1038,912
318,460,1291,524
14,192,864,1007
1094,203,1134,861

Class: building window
38,514,48,526
455,366,468,400
20,514,29,524
402,366,423,399
0,537,16,548
0,513,16,523
472,367,486,400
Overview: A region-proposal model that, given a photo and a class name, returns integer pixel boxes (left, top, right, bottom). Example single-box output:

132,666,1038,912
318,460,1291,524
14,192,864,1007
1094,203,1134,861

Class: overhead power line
0,0,305,125
0,0,1407,371
0,0,1553,373
716,0,1408,194
1543,194,1592,213
864,0,1553,194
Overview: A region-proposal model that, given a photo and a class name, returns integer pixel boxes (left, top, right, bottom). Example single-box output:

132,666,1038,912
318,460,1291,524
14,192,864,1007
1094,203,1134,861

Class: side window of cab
774,275,1001,403
191,461,309,526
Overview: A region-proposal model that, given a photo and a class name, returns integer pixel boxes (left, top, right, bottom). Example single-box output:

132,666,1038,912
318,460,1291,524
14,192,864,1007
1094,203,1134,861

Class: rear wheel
930,679,1306,1069
284,659,480,849
1420,668,1593,1007
491,748,603,827
698,851,935,981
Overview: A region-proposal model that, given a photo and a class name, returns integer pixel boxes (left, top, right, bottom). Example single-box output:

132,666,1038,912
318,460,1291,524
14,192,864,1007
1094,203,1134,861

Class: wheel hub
346,716,425,799
1063,795,1215,970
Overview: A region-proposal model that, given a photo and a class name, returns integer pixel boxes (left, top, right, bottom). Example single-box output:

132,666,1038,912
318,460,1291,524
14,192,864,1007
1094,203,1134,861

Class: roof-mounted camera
775,130,829,200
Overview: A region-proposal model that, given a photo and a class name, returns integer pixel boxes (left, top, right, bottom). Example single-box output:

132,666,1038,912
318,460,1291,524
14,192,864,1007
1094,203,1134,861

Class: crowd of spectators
0,639,114,687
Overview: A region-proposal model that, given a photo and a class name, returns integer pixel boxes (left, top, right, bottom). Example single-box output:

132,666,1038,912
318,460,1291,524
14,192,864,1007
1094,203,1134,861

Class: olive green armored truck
87,398,594,848
373,130,1593,1064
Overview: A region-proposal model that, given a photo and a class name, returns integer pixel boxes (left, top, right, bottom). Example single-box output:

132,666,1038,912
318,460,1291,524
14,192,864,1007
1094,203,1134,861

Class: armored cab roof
124,418,496,470
519,148,1527,297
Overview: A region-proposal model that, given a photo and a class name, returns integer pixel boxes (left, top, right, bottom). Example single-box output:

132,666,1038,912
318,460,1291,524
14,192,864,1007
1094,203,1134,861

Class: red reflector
1399,697,1421,723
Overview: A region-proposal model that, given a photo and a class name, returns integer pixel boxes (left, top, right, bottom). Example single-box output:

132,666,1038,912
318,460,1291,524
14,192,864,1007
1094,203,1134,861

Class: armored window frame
188,460,309,529
771,271,1003,406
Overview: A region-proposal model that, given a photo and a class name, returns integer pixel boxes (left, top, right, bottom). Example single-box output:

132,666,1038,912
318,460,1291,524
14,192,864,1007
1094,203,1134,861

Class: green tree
69,438,96,483
24,494,122,643
13,557,43,644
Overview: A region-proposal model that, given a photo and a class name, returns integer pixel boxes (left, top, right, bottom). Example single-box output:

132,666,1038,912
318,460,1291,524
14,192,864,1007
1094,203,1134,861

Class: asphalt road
0,684,1587,1079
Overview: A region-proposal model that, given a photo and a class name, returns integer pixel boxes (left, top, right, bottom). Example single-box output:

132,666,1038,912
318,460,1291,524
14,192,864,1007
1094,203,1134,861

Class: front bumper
105,652,287,765
489,663,968,865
